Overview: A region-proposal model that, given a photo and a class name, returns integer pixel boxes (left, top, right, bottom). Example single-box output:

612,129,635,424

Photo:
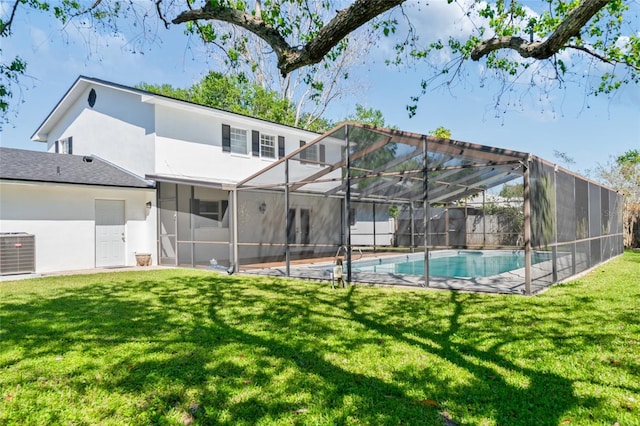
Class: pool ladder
335,245,363,260
513,235,524,255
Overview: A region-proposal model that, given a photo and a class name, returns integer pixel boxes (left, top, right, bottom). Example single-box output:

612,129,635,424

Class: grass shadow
1,253,638,424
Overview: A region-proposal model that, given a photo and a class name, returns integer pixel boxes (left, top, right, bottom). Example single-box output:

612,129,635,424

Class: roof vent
83,156,93,163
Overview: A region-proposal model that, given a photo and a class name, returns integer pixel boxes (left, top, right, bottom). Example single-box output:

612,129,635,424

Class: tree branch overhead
470,0,611,61
173,0,405,76
2,0,638,120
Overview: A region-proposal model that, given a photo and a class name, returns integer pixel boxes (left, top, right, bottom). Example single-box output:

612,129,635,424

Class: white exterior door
95,200,126,267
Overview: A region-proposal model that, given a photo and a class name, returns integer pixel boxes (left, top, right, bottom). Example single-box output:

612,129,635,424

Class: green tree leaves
597,149,640,248
2,0,638,124
428,126,452,139
138,72,298,126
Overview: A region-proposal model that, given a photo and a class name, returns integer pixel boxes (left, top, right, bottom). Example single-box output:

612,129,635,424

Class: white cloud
27,16,198,87
0,2,10,17
407,0,487,40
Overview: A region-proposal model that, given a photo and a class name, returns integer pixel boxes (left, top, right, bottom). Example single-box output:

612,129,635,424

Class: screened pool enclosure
157,123,623,295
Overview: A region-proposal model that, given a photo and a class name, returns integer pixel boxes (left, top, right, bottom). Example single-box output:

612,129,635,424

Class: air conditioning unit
0,233,36,276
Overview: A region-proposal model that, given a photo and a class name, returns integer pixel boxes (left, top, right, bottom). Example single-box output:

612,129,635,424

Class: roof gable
31,75,320,142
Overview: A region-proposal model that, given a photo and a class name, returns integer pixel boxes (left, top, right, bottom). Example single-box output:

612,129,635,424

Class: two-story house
1,76,393,275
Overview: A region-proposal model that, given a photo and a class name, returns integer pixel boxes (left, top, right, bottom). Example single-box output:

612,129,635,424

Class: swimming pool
349,250,551,278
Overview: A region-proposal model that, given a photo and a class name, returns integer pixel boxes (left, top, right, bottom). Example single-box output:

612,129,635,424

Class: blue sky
2,1,639,177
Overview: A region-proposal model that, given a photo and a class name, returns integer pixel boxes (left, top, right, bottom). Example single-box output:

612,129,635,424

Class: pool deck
3,252,546,295
241,252,535,295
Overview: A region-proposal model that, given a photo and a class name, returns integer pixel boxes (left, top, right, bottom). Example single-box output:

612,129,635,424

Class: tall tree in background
428,126,452,139
597,149,640,248
1,0,638,123
343,104,389,128
499,183,524,200
140,72,298,126
139,77,385,133
192,2,373,130
553,150,576,168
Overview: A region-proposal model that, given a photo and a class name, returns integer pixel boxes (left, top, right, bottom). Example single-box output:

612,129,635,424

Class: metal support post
482,190,486,246
422,136,430,287
285,159,291,277
523,159,532,295
552,165,558,283
231,189,239,273
345,125,352,283
372,203,377,252
410,202,415,252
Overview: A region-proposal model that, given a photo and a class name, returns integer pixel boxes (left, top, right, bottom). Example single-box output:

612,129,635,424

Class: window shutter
252,130,260,157
191,199,200,215
300,140,306,164
319,144,325,163
67,137,73,154
54,140,59,153
278,136,285,158
222,124,231,152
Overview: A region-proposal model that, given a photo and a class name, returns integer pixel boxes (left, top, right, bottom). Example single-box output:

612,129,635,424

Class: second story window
223,124,248,155
230,128,248,154
299,140,325,164
260,134,276,159
300,144,318,162
223,124,285,159
55,136,73,154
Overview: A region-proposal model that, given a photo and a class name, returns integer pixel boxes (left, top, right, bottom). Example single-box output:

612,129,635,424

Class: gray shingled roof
0,148,154,188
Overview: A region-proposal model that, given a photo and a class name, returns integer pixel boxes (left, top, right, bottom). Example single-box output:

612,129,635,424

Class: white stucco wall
153,104,324,183
45,86,155,178
38,81,345,190
236,191,342,262
0,181,156,274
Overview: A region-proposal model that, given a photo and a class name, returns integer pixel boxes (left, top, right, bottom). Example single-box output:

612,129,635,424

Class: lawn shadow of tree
1,265,637,424
342,289,588,425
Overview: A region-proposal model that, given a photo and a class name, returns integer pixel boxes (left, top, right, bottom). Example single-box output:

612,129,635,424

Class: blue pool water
351,251,550,278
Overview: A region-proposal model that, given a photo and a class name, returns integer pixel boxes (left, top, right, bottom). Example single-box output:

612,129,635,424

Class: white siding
0,182,156,273
22,79,363,273
236,191,342,261
154,104,320,183
45,86,155,178
39,81,340,187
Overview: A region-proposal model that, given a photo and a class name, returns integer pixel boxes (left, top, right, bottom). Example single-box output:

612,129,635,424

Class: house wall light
146,201,152,209
258,202,267,214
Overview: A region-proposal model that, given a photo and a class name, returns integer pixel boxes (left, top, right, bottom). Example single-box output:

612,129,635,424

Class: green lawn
1,252,639,425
